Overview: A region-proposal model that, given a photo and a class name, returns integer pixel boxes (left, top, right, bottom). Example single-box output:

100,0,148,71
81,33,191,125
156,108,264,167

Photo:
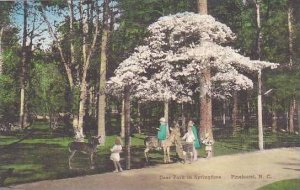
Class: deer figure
144,125,181,163
68,136,101,169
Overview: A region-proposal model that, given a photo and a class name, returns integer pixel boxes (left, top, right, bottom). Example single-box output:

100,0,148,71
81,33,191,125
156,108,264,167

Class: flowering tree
107,12,277,166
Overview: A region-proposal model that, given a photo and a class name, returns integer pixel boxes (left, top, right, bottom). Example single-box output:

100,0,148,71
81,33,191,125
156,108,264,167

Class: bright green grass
0,123,299,186
257,179,300,190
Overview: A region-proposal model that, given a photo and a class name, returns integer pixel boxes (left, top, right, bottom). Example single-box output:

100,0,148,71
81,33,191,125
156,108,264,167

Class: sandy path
2,148,300,190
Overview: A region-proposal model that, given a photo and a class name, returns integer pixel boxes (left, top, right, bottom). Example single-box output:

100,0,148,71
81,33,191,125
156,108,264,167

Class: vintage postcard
0,0,299,190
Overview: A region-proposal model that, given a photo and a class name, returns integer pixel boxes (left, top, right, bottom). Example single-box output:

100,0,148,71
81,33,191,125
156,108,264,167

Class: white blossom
107,12,277,102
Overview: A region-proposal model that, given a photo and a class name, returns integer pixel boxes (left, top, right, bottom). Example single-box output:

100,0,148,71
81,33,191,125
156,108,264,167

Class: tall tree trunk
232,91,238,134
137,101,141,134
120,98,125,138
181,103,186,133
67,0,77,134
69,0,75,71
297,102,300,135
256,0,264,151
76,1,100,140
81,0,89,63
88,86,96,117
164,100,169,136
244,93,251,131
198,0,207,15
197,0,213,140
222,100,226,127
289,99,295,133
19,0,28,129
0,27,4,75
257,69,263,150
124,86,131,170
77,73,88,140
76,0,92,140
288,0,294,68
97,0,110,143
285,111,289,131
288,0,296,134
271,110,277,133
40,7,74,88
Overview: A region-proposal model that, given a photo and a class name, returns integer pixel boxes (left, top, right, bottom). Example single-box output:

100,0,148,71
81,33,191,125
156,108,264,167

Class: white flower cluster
107,12,277,101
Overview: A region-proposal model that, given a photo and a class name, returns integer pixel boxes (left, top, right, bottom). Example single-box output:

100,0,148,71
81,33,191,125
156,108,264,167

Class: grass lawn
0,122,299,186
257,179,300,190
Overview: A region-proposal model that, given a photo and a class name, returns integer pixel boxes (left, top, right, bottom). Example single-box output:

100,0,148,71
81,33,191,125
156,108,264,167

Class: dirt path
2,148,300,190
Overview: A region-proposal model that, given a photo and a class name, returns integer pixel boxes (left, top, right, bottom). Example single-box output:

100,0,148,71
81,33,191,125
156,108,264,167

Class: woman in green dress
157,117,167,148
188,120,201,160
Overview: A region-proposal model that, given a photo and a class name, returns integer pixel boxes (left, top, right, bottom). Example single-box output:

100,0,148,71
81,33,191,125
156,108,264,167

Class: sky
9,0,118,50
11,1,67,50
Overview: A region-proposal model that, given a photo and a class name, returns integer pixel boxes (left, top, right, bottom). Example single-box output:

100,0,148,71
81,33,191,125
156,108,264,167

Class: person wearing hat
188,120,201,161
202,132,214,158
157,117,168,149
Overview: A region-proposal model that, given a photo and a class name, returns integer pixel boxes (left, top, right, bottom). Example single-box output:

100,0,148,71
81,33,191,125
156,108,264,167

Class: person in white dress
110,137,123,172
182,126,195,163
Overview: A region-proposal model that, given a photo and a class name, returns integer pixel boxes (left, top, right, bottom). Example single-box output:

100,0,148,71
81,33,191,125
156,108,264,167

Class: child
202,133,214,158
110,137,123,172
182,126,195,163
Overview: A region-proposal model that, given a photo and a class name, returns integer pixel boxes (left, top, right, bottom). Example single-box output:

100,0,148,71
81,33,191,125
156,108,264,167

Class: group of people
157,117,212,162
109,117,213,172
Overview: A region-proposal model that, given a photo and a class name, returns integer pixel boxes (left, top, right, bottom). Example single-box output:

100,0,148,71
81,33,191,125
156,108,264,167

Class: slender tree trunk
257,69,263,150
76,1,100,140
69,0,75,69
271,110,277,133
97,0,110,143
164,100,169,136
81,0,89,62
124,86,131,170
198,0,207,15
232,91,238,134
285,111,289,131
137,101,141,134
181,103,186,133
197,0,213,140
0,27,4,75
77,73,88,139
244,93,251,131
40,8,74,89
76,0,92,139
256,0,264,151
88,86,95,116
120,98,125,138
19,0,28,129
289,98,295,133
67,0,77,134
288,0,294,68
222,100,226,127
297,102,300,135
288,0,296,134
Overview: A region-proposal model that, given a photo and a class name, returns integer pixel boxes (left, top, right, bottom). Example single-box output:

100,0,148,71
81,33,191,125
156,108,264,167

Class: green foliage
209,0,257,56
258,179,300,190
31,58,66,116
265,70,300,111
0,1,15,27
261,0,289,63
0,48,20,122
